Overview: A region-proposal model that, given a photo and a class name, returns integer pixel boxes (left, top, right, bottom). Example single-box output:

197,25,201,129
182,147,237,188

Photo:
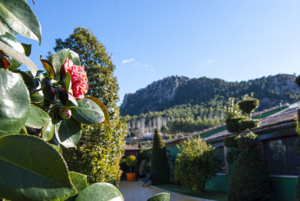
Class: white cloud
205,59,214,64
122,58,135,64
150,68,155,72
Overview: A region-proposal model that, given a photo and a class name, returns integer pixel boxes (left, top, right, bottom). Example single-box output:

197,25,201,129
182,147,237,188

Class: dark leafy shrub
150,128,170,184
228,134,271,201
239,119,260,132
226,117,245,133
224,136,239,148
174,137,218,194
237,132,259,150
295,138,300,156
226,149,240,164
238,99,259,115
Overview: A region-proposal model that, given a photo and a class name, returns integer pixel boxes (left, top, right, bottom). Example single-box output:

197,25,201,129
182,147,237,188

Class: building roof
165,103,297,147
124,145,141,151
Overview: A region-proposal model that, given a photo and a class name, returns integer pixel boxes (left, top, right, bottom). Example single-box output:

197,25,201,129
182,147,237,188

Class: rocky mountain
121,74,300,116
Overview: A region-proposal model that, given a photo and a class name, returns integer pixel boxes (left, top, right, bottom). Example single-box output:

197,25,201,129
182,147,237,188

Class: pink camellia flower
62,58,89,99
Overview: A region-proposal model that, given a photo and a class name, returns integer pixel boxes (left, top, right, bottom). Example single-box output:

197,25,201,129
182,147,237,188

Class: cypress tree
150,128,170,184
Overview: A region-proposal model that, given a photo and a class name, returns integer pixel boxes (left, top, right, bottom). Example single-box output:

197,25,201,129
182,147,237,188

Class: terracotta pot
126,173,136,181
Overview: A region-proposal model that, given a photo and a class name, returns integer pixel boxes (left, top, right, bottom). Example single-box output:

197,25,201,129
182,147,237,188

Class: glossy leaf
75,183,124,201
18,71,35,90
52,49,71,78
86,97,110,125
0,32,24,70
41,78,56,103
42,120,54,141
55,116,82,148
25,104,51,129
0,135,76,201
63,72,71,93
30,90,44,102
0,69,30,136
0,40,37,75
147,193,170,201
40,55,55,78
69,172,88,193
71,98,105,124
21,43,31,56
70,50,81,66
0,17,17,36
0,0,42,44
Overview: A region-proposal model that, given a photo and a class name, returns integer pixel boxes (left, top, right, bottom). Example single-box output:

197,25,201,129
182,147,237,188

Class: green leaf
55,116,82,148
0,32,24,70
25,104,51,129
86,97,110,125
52,49,71,78
0,135,76,201
69,172,88,193
0,40,37,75
0,69,30,136
0,0,42,44
41,78,56,103
75,183,124,201
70,50,81,66
63,72,71,93
147,193,170,201
21,43,31,56
40,55,55,78
71,98,105,124
42,120,54,141
0,17,17,36
0,33,24,54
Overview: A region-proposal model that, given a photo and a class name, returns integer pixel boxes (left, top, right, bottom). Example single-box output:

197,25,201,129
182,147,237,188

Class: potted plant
126,155,137,181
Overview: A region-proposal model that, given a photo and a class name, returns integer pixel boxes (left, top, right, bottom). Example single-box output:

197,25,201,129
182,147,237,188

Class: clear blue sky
21,0,300,105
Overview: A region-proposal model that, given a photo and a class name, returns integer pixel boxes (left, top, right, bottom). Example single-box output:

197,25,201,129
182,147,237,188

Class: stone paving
118,179,213,201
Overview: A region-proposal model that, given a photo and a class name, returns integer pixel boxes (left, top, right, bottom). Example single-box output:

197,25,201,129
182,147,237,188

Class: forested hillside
123,74,300,135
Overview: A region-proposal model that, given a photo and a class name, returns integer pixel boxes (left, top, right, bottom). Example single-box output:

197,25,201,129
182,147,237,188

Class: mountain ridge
121,74,300,116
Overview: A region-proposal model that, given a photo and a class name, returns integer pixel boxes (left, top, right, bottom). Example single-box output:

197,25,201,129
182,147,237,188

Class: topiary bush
226,149,240,164
224,95,271,201
228,134,271,201
150,128,170,184
239,119,261,132
174,137,218,194
224,136,239,148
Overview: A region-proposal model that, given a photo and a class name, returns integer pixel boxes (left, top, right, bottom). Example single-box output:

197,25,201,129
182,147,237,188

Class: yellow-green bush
174,137,218,194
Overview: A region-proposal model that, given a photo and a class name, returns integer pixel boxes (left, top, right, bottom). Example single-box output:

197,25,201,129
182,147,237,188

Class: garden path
118,179,213,201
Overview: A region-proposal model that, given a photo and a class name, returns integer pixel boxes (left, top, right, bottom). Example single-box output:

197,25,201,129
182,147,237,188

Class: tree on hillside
150,128,170,184
51,27,127,183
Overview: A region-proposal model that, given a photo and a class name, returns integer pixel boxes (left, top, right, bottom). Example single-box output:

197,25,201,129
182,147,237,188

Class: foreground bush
174,137,218,194
228,133,271,201
150,128,170,184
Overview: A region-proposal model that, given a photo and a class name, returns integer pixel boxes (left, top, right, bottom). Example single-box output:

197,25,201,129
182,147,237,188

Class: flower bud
60,109,72,119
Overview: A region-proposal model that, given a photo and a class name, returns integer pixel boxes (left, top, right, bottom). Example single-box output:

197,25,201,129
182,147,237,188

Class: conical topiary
150,128,170,184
